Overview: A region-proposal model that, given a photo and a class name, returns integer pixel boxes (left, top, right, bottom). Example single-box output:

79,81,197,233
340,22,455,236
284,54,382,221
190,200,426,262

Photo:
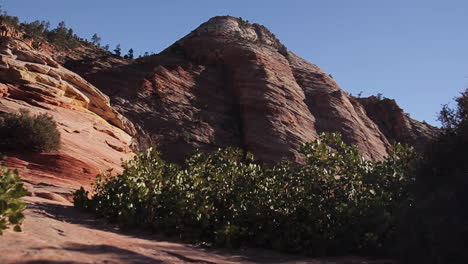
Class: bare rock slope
0,36,135,191
69,16,437,163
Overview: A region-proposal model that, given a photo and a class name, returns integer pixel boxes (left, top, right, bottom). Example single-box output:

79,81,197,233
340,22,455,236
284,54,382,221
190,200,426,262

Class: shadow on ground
29,244,164,264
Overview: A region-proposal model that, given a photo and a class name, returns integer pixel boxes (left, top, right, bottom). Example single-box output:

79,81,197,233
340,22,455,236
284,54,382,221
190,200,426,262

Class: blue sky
2,0,467,126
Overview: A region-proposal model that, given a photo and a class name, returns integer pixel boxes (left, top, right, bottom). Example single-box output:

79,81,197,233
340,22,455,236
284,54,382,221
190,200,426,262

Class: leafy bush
0,110,61,153
400,89,468,264
0,166,27,235
75,133,416,256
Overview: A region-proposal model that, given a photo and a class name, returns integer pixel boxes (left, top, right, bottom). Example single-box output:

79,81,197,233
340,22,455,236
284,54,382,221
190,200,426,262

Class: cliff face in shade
356,96,440,151
66,16,437,163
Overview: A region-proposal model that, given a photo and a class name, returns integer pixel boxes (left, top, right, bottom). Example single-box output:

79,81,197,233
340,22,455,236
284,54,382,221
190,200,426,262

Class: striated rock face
0,37,135,135
68,16,437,163
0,36,135,189
67,16,437,163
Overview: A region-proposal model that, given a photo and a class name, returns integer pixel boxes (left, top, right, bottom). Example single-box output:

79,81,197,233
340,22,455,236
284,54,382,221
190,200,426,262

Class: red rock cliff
67,16,437,163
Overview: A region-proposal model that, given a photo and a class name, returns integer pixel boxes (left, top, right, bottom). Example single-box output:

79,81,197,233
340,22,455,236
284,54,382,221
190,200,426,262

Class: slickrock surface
69,16,437,163
0,36,135,187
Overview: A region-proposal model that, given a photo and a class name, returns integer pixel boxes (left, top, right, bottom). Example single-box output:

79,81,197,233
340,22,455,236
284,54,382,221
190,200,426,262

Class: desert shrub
0,110,61,153
0,6,20,28
0,165,27,235
265,134,417,255
400,89,468,264
45,22,80,49
74,133,416,256
19,20,48,40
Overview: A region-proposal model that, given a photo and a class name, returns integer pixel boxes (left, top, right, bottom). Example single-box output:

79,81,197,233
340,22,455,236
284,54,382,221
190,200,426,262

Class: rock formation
67,16,437,163
0,36,135,191
0,15,438,173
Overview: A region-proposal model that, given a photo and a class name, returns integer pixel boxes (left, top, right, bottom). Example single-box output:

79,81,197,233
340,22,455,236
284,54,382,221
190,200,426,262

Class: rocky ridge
68,16,437,163
0,15,439,180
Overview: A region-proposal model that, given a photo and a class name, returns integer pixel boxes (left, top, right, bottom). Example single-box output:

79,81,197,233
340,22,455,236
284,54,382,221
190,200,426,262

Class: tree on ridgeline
113,44,121,56
126,48,134,59
91,33,101,46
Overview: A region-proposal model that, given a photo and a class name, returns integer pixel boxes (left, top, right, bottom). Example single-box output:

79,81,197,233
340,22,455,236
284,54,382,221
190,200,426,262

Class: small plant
0,110,61,153
182,131,191,142
0,166,27,235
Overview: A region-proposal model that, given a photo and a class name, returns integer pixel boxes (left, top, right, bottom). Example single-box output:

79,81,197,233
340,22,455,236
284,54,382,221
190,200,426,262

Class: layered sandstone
69,16,436,163
0,36,134,191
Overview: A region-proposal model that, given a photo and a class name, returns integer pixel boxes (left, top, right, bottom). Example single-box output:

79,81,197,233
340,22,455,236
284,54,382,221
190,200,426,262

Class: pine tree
113,44,121,56
127,48,134,59
91,33,101,46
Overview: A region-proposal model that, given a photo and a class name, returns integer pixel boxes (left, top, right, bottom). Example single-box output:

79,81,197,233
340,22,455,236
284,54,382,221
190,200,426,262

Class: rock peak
183,16,287,54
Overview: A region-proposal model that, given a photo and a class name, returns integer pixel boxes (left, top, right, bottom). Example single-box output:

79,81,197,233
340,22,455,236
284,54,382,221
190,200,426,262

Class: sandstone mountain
0,35,135,191
1,15,437,176
66,16,437,164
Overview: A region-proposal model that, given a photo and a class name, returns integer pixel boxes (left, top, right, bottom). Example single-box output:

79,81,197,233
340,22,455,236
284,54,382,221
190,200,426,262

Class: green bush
74,133,416,256
400,89,468,264
0,166,27,235
0,110,61,153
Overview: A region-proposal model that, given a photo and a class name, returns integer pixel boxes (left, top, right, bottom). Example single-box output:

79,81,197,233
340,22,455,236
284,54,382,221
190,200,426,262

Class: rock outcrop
1,15,438,168
356,96,439,151
68,16,437,163
0,36,135,190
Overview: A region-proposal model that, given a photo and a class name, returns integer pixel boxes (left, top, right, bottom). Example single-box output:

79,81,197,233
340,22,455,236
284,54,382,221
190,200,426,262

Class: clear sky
2,0,467,126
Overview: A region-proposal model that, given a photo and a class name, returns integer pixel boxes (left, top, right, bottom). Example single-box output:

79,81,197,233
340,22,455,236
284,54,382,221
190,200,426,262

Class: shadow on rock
28,243,164,264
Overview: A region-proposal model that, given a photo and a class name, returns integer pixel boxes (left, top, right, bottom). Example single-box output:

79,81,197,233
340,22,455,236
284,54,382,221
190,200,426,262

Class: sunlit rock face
64,16,437,164
0,16,436,166
0,36,135,185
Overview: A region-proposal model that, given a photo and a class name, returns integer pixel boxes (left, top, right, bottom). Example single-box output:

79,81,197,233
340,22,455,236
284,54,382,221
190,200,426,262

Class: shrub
0,165,27,235
75,133,416,256
399,89,468,264
0,110,61,153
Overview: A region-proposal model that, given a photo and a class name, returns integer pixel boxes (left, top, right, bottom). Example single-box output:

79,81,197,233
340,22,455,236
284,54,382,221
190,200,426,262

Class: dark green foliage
400,89,468,264
19,20,46,40
74,133,416,256
0,11,79,49
0,110,61,153
126,48,134,59
114,44,121,57
44,21,80,49
0,7,98,51
0,166,27,235
91,33,101,46
0,5,20,28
